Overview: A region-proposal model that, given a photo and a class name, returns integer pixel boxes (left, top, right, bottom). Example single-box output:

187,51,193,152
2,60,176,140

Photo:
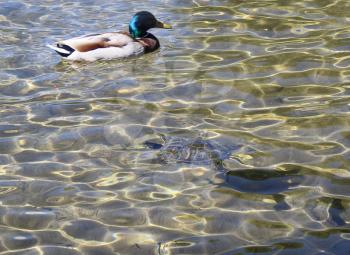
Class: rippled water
1,0,350,254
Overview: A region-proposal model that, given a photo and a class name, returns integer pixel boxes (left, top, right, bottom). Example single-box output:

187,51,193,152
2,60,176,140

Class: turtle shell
145,136,241,167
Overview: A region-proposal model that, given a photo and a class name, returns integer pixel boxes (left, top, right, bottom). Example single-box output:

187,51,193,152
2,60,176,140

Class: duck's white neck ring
136,32,149,39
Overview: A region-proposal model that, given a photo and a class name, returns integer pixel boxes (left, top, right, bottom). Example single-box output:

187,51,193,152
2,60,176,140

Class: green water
0,0,350,254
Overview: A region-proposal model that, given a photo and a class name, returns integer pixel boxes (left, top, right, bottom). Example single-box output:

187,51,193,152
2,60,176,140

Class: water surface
0,0,350,254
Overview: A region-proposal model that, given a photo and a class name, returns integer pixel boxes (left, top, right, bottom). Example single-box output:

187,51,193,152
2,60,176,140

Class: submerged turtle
144,135,242,169
144,135,305,210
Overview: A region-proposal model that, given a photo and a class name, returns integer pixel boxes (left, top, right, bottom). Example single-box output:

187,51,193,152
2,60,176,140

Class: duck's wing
48,32,136,57
61,32,135,52
48,32,145,61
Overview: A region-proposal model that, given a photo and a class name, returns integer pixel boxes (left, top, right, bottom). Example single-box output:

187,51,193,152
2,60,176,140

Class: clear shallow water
0,0,350,254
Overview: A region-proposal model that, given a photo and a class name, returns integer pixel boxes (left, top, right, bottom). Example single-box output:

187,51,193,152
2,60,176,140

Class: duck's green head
129,11,172,39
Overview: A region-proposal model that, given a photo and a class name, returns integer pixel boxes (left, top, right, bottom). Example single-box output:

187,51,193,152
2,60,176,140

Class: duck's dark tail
47,43,75,58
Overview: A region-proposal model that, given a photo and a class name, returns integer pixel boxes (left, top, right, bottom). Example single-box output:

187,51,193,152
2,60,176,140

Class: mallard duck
48,11,172,61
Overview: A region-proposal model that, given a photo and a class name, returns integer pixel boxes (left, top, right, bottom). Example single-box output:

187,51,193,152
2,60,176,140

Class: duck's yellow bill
156,21,172,29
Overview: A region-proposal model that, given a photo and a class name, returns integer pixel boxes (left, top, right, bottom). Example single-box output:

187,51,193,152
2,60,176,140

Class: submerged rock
225,168,303,195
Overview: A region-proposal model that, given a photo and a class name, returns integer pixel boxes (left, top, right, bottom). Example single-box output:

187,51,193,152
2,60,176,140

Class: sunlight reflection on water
0,0,350,254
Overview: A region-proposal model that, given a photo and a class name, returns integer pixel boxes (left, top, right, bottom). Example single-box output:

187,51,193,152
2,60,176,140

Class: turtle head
144,141,163,150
